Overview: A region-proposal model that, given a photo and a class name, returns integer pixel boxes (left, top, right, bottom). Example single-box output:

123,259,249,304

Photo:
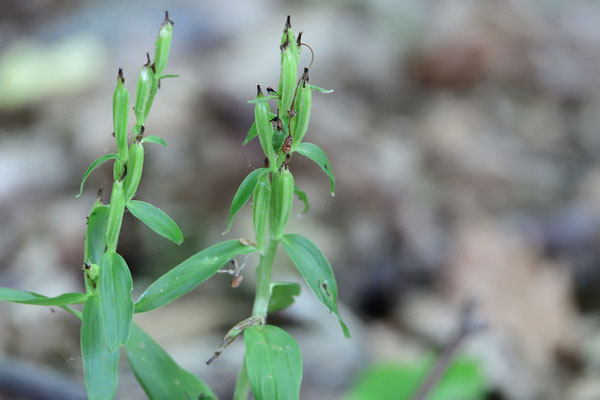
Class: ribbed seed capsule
123,141,144,202
134,64,153,129
154,12,173,76
255,86,275,166
278,17,299,114
113,68,129,162
270,168,294,240
291,68,311,146
106,180,125,253
253,172,271,254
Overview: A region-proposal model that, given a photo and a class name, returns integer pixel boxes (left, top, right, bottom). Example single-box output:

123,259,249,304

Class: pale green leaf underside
127,200,183,244
81,295,120,400
244,325,302,400
247,95,279,104
98,252,134,351
281,234,350,338
126,323,217,400
308,84,334,94
85,202,109,265
135,240,256,313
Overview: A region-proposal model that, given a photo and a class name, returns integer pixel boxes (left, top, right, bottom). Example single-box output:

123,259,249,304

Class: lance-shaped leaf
242,111,277,146
293,185,309,214
244,325,302,400
135,240,256,313
268,282,301,313
126,323,217,400
81,295,120,400
294,142,335,196
98,252,134,351
247,95,279,104
308,84,334,94
224,168,269,234
281,234,350,338
127,200,183,245
141,135,167,147
76,153,121,197
0,288,88,306
85,202,109,265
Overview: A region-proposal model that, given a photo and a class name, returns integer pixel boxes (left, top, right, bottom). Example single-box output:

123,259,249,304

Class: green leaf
76,153,121,197
308,84,334,94
243,112,276,146
135,240,256,313
268,282,301,313
98,252,134,351
225,168,269,233
244,325,302,400
141,135,167,147
127,200,183,244
294,142,335,196
126,323,217,400
85,202,109,265
247,95,279,104
345,357,487,400
293,185,309,213
281,234,350,338
159,74,180,79
81,295,120,400
0,288,88,305
242,121,259,146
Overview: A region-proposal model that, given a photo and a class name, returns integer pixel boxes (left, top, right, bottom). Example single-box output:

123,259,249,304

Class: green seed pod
253,172,271,254
123,141,145,202
270,168,294,240
255,86,275,165
106,180,125,253
134,64,153,129
291,68,311,146
113,68,129,162
278,17,299,114
154,11,173,76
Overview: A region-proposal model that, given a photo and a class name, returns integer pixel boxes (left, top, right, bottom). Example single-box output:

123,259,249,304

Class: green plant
0,12,221,399
214,16,350,400
0,13,348,400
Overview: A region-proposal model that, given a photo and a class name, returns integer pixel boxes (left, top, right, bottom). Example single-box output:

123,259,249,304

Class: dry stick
411,299,487,400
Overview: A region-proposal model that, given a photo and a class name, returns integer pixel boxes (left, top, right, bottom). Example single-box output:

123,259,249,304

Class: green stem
233,238,279,399
233,355,250,400
251,238,279,318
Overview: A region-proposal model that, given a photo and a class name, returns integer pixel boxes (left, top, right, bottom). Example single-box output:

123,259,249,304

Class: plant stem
233,355,250,400
233,238,279,399
251,238,279,319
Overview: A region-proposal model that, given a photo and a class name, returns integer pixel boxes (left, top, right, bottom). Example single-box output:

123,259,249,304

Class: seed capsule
134,64,153,129
253,172,271,254
270,168,294,240
105,180,125,253
291,68,312,146
154,11,173,76
278,17,299,114
255,85,275,166
123,141,145,202
113,68,129,162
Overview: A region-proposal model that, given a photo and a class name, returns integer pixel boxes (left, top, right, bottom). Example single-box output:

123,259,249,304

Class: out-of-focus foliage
0,36,104,109
346,356,487,400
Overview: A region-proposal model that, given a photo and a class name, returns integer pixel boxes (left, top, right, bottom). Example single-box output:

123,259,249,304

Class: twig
411,299,487,400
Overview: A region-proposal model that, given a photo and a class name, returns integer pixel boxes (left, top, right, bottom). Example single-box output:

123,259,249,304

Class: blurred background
1,0,600,399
